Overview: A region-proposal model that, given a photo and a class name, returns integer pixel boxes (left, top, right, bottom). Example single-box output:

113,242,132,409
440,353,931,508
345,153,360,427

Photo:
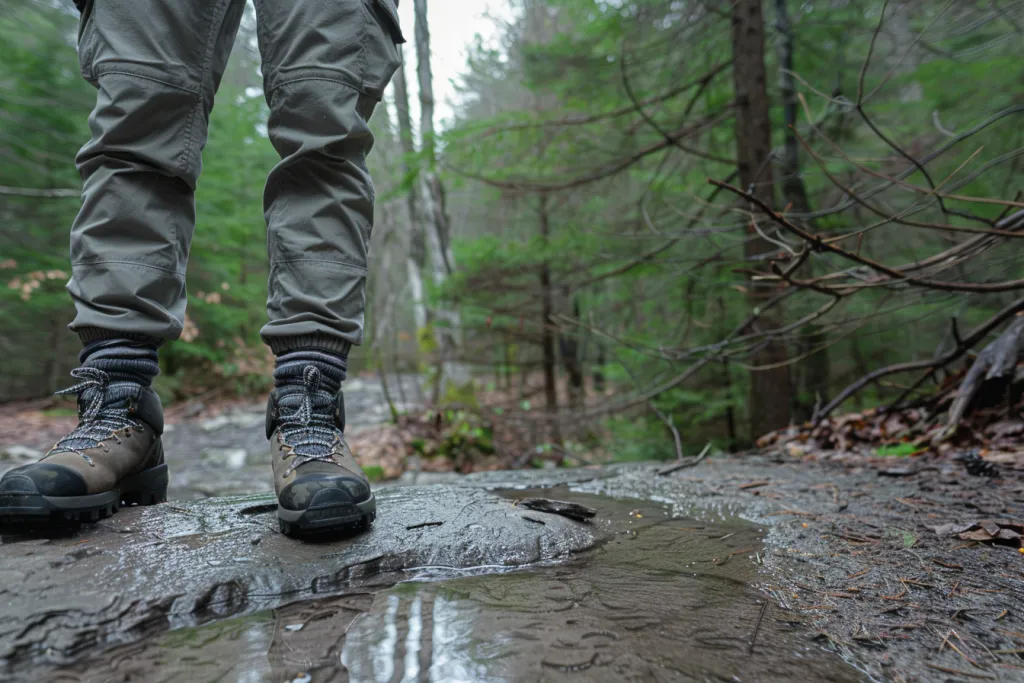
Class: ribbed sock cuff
266,333,352,357
77,327,164,348
80,338,160,388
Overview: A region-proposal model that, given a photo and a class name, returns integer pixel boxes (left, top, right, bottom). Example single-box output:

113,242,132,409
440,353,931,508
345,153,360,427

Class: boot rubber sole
278,492,376,538
0,464,168,527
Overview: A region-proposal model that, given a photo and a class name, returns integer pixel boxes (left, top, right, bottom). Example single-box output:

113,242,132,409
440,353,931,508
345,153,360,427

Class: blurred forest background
1,0,1022,464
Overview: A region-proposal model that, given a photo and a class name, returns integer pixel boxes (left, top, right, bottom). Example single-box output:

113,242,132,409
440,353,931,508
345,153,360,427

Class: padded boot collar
135,387,164,435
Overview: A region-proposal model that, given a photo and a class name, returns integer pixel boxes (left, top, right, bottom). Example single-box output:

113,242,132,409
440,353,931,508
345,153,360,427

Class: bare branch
0,186,78,198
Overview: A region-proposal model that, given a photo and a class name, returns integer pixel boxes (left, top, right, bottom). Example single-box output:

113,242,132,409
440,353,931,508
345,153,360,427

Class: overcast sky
394,0,513,130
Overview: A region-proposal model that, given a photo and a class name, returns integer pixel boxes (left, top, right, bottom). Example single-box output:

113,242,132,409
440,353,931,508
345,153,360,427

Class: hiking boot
267,365,375,537
0,367,167,526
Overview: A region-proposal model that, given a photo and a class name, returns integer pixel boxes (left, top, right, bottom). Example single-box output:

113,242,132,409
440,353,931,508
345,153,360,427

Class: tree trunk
774,0,829,421
593,341,606,393
392,51,428,332
538,195,561,445
413,0,436,166
774,0,812,223
413,0,462,389
413,0,457,291
560,292,585,411
730,0,793,439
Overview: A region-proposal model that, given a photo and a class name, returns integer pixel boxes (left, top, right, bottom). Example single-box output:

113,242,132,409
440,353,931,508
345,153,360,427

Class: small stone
0,445,42,462
199,415,232,432
200,448,249,469
200,412,262,431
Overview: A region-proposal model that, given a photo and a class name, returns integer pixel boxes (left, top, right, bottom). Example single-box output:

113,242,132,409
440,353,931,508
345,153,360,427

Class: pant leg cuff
76,327,164,347
266,333,352,358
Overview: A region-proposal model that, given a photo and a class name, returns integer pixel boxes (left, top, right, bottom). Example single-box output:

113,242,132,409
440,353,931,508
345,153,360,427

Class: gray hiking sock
80,338,160,391
274,349,347,396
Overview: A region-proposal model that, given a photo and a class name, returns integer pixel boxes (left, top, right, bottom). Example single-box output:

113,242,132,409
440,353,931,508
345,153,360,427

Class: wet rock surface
387,461,1024,682
3,382,1023,682
0,485,598,682
571,460,1024,683
15,492,864,683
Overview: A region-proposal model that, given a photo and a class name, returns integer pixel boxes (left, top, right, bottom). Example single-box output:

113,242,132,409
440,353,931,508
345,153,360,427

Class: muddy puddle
36,489,864,682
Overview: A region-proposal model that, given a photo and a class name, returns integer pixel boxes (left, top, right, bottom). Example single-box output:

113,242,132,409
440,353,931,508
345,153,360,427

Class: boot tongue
77,381,139,419
58,386,137,451
276,382,338,458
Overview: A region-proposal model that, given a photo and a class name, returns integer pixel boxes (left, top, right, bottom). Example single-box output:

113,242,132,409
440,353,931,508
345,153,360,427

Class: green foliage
416,324,438,356
606,416,674,462
874,443,920,458
0,0,94,399
441,379,481,411
440,0,1024,454
363,465,386,482
413,408,495,460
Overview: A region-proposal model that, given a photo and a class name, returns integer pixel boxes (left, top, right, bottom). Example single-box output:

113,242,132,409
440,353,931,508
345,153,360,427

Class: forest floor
1,377,1023,682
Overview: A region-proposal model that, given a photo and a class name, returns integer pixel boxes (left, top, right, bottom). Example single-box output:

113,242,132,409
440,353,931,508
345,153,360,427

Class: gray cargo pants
67,0,404,356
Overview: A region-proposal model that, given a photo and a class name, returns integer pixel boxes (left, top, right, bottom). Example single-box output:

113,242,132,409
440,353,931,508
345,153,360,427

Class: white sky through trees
395,0,512,131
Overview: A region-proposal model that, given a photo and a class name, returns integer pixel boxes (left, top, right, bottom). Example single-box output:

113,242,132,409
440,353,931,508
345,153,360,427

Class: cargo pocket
77,0,99,85
361,0,405,100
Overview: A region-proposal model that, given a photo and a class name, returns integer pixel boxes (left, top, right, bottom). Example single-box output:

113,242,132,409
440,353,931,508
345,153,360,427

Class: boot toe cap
0,464,88,498
279,475,370,512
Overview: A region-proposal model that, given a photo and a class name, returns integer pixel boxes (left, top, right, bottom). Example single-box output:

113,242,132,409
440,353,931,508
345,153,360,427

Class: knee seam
72,260,185,277
272,259,368,276
267,75,367,100
92,68,200,95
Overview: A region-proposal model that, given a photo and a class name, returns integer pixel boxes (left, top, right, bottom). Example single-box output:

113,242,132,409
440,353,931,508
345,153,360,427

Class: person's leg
254,0,404,536
0,0,246,526
68,0,245,342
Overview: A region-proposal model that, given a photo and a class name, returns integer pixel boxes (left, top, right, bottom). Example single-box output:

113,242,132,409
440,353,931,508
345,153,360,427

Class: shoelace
278,365,345,475
48,367,142,465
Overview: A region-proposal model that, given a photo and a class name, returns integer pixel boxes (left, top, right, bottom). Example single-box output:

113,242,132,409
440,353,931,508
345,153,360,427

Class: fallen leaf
935,519,1024,547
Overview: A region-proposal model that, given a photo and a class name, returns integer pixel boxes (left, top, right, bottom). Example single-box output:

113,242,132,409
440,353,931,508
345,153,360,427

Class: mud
31,492,864,682
525,459,1024,683
391,460,1024,682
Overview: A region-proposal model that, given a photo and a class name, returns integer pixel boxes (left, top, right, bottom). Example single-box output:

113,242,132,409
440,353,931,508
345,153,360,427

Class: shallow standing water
41,489,865,682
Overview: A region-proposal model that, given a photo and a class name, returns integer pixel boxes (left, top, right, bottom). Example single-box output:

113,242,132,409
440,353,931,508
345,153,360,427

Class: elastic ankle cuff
266,334,352,358
77,327,164,347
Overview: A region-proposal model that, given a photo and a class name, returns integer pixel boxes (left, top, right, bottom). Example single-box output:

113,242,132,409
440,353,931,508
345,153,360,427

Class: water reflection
47,492,864,683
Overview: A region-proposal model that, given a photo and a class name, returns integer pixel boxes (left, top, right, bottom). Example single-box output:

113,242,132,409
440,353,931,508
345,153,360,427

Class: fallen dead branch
657,442,712,476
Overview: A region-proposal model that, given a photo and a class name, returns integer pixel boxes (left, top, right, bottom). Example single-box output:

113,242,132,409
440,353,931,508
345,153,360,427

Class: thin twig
748,601,768,654
648,400,684,461
657,442,712,476
0,185,79,198
922,663,994,680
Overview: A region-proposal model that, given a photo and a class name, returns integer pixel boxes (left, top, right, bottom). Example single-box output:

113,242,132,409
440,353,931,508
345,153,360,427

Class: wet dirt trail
23,491,863,682
3,381,1023,683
